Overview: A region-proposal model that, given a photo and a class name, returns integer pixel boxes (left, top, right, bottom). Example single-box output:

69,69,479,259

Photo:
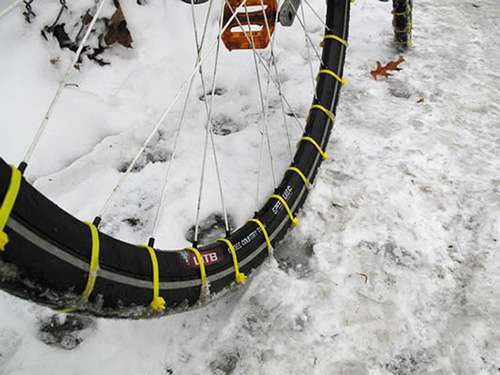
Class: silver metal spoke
302,0,331,32
254,0,293,211
21,0,107,169
255,130,265,210
192,0,230,237
238,2,278,215
301,2,317,98
287,0,325,64
260,0,293,161
247,1,277,188
193,0,228,244
267,36,294,159
0,0,22,19
151,0,217,239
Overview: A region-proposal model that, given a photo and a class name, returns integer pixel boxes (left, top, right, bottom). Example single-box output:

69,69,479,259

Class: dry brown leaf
104,0,133,48
370,56,405,80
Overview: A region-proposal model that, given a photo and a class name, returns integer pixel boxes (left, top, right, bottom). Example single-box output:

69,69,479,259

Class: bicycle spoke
151,0,217,242
260,0,293,171
20,0,107,172
286,0,325,64
302,0,331,32
0,0,22,19
301,2,317,98
255,130,265,210
194,0,230,238
193,0,229,244
267,33,294,160
242,3,277,189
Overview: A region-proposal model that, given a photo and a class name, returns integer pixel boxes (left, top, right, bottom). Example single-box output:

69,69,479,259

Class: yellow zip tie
287,166,311,189
300,136,330,160
80,221,100,301
270,194,299,226
0,166,21,251
217,238,247,284
301,136,330,159
310,104,336,123
184,246,209,299
57,221,101,313
394,25,412,33
138,244,166,312
392,10,410,16
318,69,348,85
320,34,348,48
248,218,273,257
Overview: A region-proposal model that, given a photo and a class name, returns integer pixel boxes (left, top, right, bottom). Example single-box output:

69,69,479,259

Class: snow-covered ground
0,0,499,373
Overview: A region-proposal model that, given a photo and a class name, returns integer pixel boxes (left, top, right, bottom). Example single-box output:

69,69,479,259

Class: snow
0,0,499,373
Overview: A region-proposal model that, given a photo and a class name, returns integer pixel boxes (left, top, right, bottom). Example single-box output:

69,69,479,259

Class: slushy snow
0,0,498,374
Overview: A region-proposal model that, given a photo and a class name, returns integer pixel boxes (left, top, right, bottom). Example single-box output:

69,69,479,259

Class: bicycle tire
392,0,412,49
0,0,351,318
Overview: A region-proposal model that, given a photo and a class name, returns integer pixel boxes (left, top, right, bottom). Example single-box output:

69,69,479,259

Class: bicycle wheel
392,0,412,49
0,0,350,318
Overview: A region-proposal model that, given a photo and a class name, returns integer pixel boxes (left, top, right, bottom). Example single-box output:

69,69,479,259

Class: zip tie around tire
320,33,348,48
270,194,299,226
0,165,21,251
217,238,247,284
57,221,101,313
318,69,348,85
80,221,100,301
248,218,273,257
310,104,336,123
287,166,311,189
184,246,209,300
138,244,166,312
394,25,412,33
300,136,330,160
392,10,410,16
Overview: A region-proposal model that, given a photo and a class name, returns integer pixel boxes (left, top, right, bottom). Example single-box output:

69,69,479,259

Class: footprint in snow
37,314,96,350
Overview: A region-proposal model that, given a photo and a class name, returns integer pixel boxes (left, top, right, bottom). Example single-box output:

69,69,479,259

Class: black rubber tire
392,0,413,49
0,0,351,318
